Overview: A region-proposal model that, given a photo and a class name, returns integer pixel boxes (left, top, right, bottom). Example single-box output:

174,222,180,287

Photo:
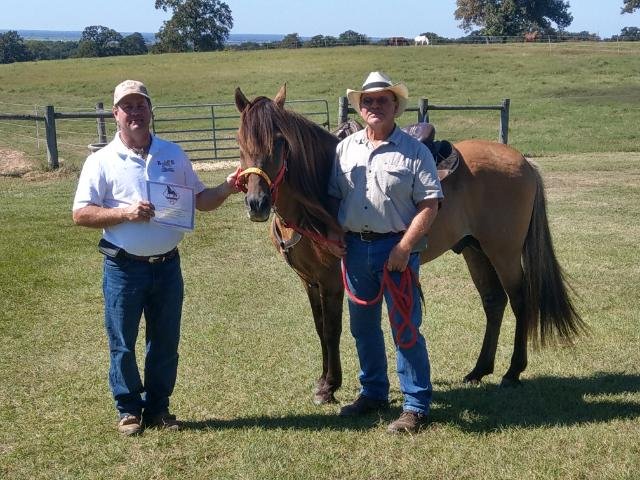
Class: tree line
454,0,639,37
2,0,639,64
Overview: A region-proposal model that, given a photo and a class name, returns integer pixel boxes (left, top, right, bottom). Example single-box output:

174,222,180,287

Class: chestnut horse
524,31,541,42
234,85,585,404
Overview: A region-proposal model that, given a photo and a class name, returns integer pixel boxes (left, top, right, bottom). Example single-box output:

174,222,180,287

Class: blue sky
1,0,639,38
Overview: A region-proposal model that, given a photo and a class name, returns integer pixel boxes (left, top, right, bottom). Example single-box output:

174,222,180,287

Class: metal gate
152,99,331,162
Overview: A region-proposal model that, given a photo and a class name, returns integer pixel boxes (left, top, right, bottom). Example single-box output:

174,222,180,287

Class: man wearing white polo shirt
72,79,240,436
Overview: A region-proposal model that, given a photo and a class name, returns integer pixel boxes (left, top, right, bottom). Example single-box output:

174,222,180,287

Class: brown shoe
143,412,180,431
117,414,142,436
387,410,428,434
339,394,389,417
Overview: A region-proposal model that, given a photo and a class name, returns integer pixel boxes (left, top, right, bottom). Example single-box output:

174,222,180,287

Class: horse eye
273,133,286,150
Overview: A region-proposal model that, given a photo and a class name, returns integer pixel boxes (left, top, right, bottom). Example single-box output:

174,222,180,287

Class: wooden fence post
44,105,59,169
418,98,429,123
96,102,107,143
500,98,510,144
338,96,349,125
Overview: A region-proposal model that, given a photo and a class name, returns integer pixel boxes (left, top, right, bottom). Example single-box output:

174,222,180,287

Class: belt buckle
360,231,373,241
148,255,163,263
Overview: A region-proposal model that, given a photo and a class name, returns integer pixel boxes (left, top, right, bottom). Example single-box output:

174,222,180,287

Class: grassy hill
1,42,639,169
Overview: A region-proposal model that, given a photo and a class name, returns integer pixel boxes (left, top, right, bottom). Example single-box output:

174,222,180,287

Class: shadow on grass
180,414,377,432
180,371,640,433
428,371,640,433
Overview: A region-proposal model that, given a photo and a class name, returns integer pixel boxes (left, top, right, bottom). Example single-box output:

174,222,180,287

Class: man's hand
326,240,346,258
386,198,439,271
123,200,155,222
387,242,411,271
226,166,243,194
326,231,346,258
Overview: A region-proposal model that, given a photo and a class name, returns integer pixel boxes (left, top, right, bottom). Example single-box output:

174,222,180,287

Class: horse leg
490,254,529,387
461,247,508,384
305,284,331,402
319,281,344,402
305,281,343,405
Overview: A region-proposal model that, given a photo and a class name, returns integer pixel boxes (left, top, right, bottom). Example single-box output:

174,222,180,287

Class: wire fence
2,74,639,171
0,100,332,169
0,101,117,168
0,96,507,170
152,99,331,162
225,34,640,50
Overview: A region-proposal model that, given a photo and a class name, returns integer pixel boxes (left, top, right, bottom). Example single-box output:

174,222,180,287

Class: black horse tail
522,164,587,347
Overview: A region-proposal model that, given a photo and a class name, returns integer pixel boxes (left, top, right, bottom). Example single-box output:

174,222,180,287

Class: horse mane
238,96,341,237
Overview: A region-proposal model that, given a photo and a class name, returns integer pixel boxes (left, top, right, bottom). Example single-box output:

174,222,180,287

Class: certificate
147,181,195,231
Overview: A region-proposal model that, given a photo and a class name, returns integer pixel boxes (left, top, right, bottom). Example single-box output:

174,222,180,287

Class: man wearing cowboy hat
73,79,241,435
328,71,443,434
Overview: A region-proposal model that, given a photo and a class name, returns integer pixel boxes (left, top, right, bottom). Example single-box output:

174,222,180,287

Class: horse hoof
313,391,337,405
463,372,485,385
499,377,522,388
463,377,482,386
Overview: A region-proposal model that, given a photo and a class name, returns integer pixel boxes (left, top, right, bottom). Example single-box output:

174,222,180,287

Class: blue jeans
344,234,432,414
102,254,183,418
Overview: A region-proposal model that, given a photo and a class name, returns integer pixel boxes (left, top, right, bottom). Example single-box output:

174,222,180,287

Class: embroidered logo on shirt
163,185,180,205
157,159,176,173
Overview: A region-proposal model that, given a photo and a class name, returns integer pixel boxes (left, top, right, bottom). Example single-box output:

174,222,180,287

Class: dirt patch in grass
0,147,235,177
0,148,80,181
192,160,239,171
0,148,37,177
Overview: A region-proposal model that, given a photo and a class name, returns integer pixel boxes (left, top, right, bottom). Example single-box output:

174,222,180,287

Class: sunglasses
360,95,396,108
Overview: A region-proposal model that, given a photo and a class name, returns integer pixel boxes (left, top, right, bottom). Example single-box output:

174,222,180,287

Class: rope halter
235,144,288,204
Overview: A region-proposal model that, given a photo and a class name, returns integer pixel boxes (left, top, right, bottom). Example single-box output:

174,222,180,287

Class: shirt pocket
375,161,413,198
337,159,359,192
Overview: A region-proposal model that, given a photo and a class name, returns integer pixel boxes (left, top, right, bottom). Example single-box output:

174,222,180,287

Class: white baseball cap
113,79,151,106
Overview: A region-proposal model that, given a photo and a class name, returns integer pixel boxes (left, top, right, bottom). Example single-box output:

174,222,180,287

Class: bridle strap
270,158,287,202
236,167,273,191
235,150,287,197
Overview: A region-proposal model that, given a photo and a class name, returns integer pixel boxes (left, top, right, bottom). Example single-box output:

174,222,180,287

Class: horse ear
274,84,286,108
235,87,250,112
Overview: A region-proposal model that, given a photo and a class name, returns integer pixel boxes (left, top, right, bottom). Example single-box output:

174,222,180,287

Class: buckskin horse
234,85,585,404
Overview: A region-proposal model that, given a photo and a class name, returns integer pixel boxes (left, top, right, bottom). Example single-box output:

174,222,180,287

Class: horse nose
245,192,271,222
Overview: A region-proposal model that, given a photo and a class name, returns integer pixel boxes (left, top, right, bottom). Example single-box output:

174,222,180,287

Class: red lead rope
236,163,419,348
341,259,419,349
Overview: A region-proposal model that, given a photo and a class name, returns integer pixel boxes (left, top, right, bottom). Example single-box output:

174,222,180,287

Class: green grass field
1,43,639,479
1,42,639,170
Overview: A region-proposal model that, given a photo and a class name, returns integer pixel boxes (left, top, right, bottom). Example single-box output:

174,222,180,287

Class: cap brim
114,91,151,106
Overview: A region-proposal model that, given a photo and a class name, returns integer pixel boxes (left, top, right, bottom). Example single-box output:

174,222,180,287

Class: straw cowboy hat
347,71,409,118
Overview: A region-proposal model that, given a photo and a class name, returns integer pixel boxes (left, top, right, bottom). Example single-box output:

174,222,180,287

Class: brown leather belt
347,231,404,242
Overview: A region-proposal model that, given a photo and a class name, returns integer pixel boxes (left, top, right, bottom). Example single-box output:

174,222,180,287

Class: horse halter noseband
236,167,277,190
235,152,287,204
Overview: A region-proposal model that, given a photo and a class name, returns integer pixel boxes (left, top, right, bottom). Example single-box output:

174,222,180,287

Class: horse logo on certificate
163,185,180,205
